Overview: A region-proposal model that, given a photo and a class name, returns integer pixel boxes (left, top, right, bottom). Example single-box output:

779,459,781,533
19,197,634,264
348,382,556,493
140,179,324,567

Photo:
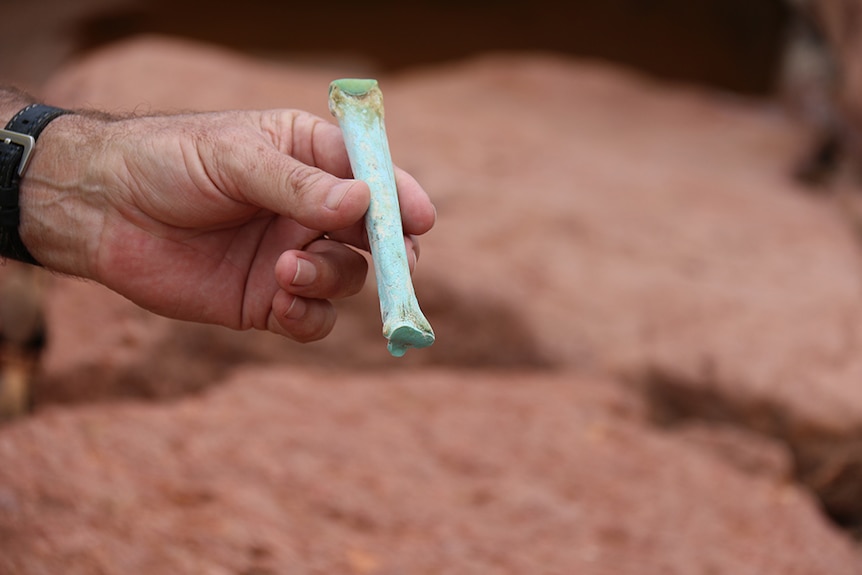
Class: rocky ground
1,35,862,573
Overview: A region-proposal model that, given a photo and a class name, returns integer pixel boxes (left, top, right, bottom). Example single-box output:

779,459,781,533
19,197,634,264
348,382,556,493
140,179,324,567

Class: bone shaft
328,79,434,356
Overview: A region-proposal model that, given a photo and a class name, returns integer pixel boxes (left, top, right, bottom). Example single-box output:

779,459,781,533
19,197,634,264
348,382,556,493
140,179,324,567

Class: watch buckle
0,129,35,176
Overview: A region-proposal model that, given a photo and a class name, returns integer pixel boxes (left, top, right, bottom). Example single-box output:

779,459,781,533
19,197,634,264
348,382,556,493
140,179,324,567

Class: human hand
20,109,435,342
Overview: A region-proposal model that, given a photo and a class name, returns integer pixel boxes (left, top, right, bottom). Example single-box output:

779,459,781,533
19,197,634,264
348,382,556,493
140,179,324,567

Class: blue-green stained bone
328,78,435,357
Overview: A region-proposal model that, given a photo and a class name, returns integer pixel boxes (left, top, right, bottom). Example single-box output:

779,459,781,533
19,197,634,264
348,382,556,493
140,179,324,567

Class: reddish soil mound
2,368,858,574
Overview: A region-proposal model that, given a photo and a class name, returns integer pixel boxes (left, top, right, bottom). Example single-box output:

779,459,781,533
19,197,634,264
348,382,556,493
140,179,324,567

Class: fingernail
285,296,307,320
291,258,317,287
326,181,354,210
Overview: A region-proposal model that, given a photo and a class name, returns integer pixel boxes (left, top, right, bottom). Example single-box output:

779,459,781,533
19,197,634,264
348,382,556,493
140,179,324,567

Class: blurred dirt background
4,0,862,573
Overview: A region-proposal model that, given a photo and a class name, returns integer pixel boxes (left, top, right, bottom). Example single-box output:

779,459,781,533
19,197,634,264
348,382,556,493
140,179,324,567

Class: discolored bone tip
329,78,378,97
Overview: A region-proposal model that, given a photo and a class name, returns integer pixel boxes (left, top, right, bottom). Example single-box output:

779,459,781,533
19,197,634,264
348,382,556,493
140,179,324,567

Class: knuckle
269,293,334,343
284,163,325,196
291,314,334,344
310,243,368,299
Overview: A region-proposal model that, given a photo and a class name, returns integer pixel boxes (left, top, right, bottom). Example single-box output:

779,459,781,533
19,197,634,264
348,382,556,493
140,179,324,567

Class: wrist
18,111,112,278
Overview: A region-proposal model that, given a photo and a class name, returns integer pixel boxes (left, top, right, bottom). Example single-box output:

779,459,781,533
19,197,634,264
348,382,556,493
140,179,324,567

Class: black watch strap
0,104,71,265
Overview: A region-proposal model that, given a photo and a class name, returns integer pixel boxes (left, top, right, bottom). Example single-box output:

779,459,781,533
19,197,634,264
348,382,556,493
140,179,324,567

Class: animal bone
328,79,435,357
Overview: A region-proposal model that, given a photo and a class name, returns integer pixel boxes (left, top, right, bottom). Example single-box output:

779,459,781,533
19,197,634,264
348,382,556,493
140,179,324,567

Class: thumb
216,141,370,230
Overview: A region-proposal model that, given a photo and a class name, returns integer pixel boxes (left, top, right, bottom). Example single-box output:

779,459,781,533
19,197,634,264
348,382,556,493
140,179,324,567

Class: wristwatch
0,103,70,265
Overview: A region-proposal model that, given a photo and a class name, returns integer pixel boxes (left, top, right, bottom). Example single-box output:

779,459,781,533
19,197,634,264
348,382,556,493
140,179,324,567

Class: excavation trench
639,368,862,538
